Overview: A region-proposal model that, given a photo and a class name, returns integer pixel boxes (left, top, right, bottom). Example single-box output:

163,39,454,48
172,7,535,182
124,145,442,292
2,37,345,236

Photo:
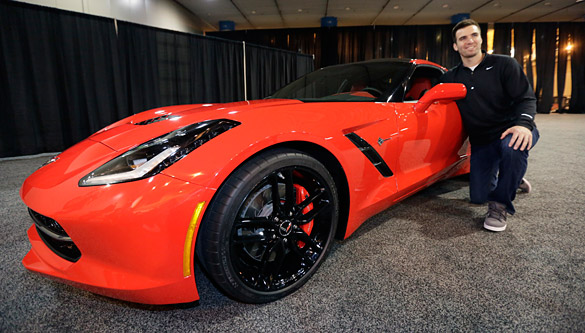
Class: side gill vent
134,115,180,126
345,133,394,178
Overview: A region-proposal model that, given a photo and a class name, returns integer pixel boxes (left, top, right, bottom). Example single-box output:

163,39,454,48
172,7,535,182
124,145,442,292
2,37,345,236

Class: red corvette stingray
21,58,468,304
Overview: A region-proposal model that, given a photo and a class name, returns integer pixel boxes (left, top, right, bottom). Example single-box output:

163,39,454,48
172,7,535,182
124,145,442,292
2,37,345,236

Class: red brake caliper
294,184,313,248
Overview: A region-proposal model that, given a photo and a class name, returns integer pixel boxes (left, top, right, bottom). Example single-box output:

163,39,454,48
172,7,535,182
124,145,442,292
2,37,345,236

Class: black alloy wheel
196,149,338,303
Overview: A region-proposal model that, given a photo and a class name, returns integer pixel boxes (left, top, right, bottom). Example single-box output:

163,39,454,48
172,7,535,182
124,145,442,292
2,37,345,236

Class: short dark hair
452,19,481,42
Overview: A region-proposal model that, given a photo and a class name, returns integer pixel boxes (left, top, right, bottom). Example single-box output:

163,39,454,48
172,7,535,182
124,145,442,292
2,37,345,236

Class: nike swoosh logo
486,66,494,70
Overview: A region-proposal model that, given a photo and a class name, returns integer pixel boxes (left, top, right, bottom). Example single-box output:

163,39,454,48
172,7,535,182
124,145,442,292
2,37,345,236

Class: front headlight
79,119,240,186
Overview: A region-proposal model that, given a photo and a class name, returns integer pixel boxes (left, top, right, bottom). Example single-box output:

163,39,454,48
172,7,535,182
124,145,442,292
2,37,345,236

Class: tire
196,149,338,303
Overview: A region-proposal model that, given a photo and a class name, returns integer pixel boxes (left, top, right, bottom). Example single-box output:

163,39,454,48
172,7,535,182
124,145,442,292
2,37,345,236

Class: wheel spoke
289,234,318,264
232,232,269,244
268,173,282,215
292,230,323,252
283,169,295,213
260,238,287,277
295,188,325,215
296,199,330,225
236,216,275,229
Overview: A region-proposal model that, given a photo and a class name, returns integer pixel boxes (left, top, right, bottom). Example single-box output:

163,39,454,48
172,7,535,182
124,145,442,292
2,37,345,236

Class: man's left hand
501,126,533,151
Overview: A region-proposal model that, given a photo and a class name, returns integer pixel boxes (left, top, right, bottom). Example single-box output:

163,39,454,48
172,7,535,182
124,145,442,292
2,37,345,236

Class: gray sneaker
518,178,532,193
483,201,508,232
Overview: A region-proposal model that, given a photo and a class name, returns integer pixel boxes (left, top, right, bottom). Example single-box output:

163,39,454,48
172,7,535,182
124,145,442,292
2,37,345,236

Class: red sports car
21,58,468,304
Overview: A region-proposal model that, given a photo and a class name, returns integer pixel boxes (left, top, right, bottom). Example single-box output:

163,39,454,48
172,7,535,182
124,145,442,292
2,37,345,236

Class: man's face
453,24,482,58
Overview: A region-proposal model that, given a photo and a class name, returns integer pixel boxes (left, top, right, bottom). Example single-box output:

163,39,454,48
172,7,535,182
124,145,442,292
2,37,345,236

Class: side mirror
414,83,467,113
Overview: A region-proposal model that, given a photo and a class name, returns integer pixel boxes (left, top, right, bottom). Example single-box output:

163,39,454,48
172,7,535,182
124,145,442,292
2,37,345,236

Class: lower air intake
28,209,81,262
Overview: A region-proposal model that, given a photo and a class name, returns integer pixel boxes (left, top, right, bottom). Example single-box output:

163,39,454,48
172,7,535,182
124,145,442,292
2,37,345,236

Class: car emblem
278,221,293,236
378,137,392,146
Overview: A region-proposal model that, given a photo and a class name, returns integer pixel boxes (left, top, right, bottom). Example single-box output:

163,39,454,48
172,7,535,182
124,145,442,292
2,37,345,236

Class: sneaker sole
483,223,506,232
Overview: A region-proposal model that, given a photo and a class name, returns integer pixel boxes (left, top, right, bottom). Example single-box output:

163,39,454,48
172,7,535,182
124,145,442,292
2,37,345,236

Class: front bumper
21,172,214,305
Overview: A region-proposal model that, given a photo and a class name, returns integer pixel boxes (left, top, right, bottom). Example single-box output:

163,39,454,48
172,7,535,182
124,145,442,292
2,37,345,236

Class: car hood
88,99,304,152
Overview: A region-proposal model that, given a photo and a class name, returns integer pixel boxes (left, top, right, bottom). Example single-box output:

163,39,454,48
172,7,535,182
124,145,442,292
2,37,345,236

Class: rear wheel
196,149,338,303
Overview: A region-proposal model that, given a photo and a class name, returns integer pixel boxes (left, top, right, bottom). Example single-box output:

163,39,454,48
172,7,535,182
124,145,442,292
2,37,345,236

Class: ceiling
176,0,585,31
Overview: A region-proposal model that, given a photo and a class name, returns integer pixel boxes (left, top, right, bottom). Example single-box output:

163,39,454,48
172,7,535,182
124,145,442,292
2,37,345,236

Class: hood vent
134,115,180,126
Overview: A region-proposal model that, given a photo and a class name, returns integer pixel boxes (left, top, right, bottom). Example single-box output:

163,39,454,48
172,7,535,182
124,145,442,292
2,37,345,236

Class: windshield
268,61,411,102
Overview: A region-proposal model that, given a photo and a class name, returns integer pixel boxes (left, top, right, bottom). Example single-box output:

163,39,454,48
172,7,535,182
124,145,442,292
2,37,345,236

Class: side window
404,67,443,101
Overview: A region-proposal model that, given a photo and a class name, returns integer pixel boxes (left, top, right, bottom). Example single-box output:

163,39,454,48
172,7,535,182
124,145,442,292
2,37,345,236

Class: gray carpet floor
1,113,584,332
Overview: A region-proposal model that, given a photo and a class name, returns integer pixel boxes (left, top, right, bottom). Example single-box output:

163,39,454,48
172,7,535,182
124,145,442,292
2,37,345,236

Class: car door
392,65,467,193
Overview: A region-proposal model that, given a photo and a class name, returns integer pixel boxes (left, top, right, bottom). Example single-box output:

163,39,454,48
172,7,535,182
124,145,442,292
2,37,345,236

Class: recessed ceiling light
251,10,256,14
493,2,501,7
442,4,449,8
345,7,351,11
393,5,400,9
544,2,551,5
297,8,303,12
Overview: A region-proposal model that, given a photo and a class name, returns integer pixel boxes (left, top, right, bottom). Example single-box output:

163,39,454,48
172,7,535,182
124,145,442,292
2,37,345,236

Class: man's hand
501,126,533,151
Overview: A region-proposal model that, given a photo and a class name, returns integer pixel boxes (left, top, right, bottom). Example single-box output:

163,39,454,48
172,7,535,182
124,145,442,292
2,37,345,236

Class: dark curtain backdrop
557,23,570,111
568,23,585,113
246,44,314,100
494,23,512,56
0,2,125,157
117,21,161,115
213,22,585,114
0,2,313,157
513,23,535,89
211,24,488,70
534,23,557,114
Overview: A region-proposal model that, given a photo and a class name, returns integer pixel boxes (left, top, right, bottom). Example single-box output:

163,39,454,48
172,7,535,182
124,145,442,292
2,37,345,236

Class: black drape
118,23,245,110
338,26,370,64
568,23,585,113
0,2,314,157
211,23,488,70
494,23,512,56
0,2,126,157
246,44,312,99
513,23,535,89
557,23,571,112
117,22,161,114
534,23,557,114
321,27,339,67
426,25,459,69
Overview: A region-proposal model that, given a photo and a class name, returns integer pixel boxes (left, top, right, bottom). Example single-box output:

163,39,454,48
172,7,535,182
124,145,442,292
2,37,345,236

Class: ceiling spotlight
345,7,351,11
297,8,303,12
442,4,449,8
393,5,400,9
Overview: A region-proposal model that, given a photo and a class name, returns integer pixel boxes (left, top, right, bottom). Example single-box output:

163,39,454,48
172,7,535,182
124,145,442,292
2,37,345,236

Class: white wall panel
14,0,203,33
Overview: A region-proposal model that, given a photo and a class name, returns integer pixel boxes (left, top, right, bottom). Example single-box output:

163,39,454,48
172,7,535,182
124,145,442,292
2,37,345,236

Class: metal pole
243,41,247,101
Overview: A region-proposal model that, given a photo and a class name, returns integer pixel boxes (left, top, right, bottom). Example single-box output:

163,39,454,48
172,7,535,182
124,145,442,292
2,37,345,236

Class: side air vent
28,209,81,262
134,115,180,126
345,133,394,177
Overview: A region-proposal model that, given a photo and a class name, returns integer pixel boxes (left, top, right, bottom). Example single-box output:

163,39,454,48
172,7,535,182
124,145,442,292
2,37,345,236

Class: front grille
28,209,81,262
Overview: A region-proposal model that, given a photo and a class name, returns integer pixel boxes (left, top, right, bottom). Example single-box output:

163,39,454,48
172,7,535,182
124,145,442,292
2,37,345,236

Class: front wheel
196,149,338,303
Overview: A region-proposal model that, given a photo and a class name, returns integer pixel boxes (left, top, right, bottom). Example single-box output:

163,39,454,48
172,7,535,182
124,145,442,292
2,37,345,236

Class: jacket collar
455,50,488,72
